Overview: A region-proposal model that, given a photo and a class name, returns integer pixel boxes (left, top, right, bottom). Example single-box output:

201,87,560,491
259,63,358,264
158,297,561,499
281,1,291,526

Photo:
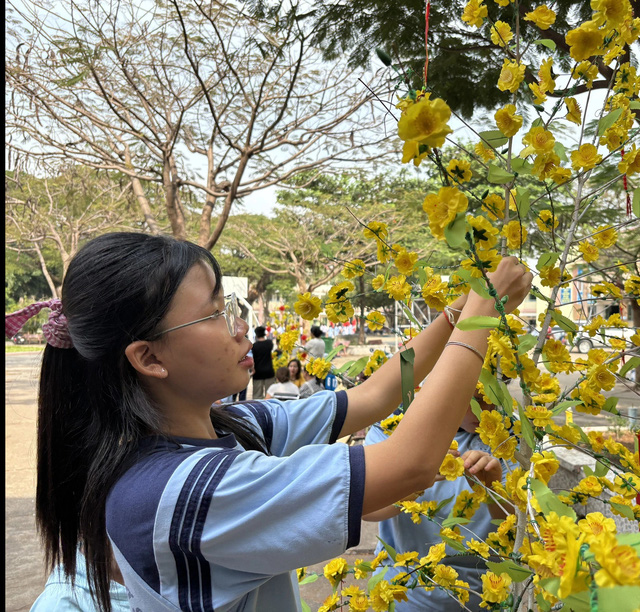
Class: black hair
36,232,266,612
310,325,323,338
255,325,267,338
275,366,290,383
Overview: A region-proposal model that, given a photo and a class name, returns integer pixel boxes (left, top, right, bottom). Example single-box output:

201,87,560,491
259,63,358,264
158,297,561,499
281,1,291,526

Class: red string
622,148,632,216
424,0,431,86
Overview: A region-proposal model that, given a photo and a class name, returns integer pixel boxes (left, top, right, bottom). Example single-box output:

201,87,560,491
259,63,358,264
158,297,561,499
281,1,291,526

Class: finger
468,456,491,474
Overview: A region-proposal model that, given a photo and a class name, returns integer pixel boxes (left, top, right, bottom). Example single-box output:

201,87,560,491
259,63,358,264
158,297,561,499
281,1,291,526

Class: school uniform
364,423,510,611
106,391,364,612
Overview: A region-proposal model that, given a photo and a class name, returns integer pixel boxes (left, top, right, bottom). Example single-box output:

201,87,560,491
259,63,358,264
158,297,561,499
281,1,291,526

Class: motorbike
12,334,27,345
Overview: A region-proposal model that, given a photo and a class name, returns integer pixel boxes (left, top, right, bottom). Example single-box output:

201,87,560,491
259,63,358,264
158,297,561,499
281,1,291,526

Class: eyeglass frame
148,292,241,340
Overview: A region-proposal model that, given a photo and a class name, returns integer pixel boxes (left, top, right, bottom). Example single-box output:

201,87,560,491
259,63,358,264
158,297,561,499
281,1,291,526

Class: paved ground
5,347,639,611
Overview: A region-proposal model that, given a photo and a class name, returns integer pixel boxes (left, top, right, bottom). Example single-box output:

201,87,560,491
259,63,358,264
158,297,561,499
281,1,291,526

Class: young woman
26,232,531,612
287,358,305,388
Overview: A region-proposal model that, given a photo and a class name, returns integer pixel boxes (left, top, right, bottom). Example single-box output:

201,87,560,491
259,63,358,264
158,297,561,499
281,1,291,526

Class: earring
161,368,166,374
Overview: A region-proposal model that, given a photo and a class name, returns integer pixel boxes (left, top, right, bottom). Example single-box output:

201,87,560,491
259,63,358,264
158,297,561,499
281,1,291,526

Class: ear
125,340,168,379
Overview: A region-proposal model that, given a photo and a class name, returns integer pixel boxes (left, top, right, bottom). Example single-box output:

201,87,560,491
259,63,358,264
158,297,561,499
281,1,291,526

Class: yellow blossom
482,194,506,221
318,592,340,612
371,274,385,291
494,104,523,138
401,140,429,167
490,21,513,47
591,532,640,586
468,215,499,248
536,209,558,232
462,0,488,28
501,220,527,249
439,453,465,481
531,450,560,483
530,82,547,105
364,349,388,377
306,357,332,380
566,20,605,61
342,259,366,279
467,539,491,558
366,311,386,331
614,62,640,98
422,186,469,240
539,57,556,93
593,225,618,248
521,126,556,157
393,248,419,276
524,5,556,30
497,59,525,93
384,274,412,301
363,221,389,241
294,292,322,320
447,158,472,183
525,404,553,428
565,97,582,125
475,140,496,161
433,564,459,588
532,151,560,180
573,61,599,88
619,144,640,175
323,557,349,588
578,240,600,263
592,0,633,27
480,572,512,606
551,166,571,184
461,248,502,277
397,94,452,148
571,143,603,171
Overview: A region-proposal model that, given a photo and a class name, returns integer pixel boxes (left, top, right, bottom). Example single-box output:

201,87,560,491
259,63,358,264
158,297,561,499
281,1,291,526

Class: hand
470,256,533,314
462,450,502,488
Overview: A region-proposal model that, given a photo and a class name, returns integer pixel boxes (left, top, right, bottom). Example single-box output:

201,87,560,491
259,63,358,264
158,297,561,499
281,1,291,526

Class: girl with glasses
31,232,532,611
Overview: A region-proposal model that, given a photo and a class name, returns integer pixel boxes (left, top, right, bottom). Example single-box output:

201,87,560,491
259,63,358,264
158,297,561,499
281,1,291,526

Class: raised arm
348,257,532,515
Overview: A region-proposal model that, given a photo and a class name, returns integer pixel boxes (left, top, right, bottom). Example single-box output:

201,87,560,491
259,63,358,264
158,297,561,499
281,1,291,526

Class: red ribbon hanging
424,0,431,87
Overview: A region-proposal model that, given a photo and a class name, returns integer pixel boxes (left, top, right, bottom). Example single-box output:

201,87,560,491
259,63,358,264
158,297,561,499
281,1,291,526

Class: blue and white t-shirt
106,390,365,612
364,423,510,612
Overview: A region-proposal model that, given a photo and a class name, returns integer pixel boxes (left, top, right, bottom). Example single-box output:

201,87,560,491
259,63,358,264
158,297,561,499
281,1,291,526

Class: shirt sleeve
198,442,365,574
235,390,348,456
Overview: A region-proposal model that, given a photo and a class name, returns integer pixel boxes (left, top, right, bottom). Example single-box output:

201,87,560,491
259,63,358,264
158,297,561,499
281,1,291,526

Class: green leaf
551,400,581,416
549,310,577,334
298,573,319,585
375,48,393,66
582,465,595,477
469,277,491,299
485,559,533,583
511,158,533,175
553,141,568,162
456,316,501,331
487,164,515,184
598,108,623,135
536,592,552,612
531,286,554,303
334,359,357,375
595,459,610,478
611,501,635,520
514,187,531,217
442,516,471,528
602,396,619,415
440,535,467,552
620,356,640,377
376,537,398,562
301,599,311,612
529,478,577,521
435,495,455,514
630,101,640,109
498,381,513,417
517,405,536,450
479,368,505,408
345,356,369,377
533,38,557,51
597,586,640,612
400,348,415,412
479,130,508,148
444,212,468,249
617,532,640,553
633,188,640,218
539,578,591,611
367,566,389,592
536,252,559,271
470,397,483,420
516,334,537,354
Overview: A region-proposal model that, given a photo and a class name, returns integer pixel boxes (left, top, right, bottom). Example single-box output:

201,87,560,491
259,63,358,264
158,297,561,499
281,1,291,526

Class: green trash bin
322,337,334,354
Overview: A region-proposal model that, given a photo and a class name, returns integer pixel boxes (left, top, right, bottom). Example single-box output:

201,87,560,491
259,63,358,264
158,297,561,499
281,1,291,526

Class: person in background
298,367,325,399
305,325,325,359
363,392,511,611
265,367,300,401
287,358,304,388
251,326,275,399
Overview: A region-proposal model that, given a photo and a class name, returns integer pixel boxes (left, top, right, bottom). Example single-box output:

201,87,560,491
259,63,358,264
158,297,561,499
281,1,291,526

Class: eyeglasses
150,293,241,339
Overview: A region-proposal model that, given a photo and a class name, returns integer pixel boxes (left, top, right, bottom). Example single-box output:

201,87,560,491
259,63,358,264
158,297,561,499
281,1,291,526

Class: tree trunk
33,241,58,299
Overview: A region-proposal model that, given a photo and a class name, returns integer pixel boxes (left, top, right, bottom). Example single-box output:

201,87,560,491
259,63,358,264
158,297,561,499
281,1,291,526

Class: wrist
461,293,498,317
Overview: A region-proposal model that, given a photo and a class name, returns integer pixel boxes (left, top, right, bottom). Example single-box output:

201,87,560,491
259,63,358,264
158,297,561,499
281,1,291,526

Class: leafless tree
6,0,394,248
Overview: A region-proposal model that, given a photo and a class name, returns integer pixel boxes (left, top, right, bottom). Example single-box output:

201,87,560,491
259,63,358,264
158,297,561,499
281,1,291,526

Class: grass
5,344,45,353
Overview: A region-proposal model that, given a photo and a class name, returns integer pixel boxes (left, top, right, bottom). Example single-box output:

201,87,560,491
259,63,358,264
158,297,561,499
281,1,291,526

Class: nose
235,316,249,338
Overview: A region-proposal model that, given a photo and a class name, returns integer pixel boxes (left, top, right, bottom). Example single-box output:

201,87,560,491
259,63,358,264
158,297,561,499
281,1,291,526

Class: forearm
361,296,496,514
341,296,466,436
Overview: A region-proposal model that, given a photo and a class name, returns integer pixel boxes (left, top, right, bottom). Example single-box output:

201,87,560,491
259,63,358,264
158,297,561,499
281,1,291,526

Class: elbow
401,461,438,494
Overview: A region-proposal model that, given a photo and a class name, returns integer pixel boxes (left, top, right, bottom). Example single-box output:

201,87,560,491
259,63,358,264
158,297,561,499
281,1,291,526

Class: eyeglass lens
225,294,239,336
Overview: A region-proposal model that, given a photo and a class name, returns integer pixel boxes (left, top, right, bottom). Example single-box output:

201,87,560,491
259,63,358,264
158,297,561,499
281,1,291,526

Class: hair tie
5,299,73,349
